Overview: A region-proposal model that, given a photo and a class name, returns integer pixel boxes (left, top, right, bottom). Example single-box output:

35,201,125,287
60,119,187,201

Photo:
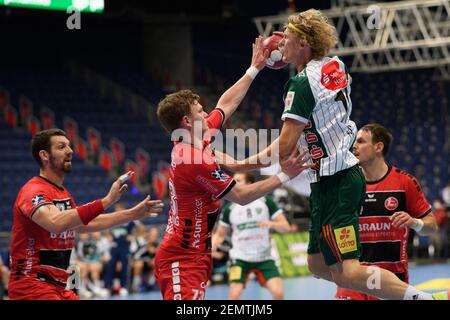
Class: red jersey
9,176,77,285
159,108,235,255
336,165,431,299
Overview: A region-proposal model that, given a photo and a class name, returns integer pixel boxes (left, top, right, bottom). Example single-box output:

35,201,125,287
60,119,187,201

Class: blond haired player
241,9,448,300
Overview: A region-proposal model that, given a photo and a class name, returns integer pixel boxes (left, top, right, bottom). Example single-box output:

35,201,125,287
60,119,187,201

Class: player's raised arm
215,36,268,122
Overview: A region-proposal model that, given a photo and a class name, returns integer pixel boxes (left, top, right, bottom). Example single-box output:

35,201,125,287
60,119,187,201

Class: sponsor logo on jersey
321,60,348,91
195,175,219,194
384,197,399,211
192,198,203,248
31,194,45,206
310,145,324,159
237,221,259,231
284,91,295,111
365,193,377,203
359,222,391,232
229,266,242,281
53,198,72,211
211,168,229,182
334,225,357,254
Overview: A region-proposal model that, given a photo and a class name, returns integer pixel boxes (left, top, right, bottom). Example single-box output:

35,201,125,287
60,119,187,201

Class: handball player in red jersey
155,37,312,300
336,123,439,300
9,128,163,300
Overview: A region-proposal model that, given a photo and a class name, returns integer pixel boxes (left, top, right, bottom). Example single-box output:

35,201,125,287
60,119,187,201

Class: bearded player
9,129,162,299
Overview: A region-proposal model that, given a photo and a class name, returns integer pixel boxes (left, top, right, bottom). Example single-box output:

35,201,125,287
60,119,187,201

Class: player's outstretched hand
280,148,313,179
102,171,134,209
251,36,270,71
129,195,163,220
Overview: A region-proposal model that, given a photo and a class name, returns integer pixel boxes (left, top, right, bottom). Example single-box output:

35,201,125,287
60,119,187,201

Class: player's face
279,28,305,65
49,136,73,173
352,130,377,165
189,101,209,133
233,173,249,186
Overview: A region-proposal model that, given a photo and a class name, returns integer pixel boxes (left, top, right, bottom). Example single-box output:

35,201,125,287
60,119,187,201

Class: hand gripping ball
263,33,288,70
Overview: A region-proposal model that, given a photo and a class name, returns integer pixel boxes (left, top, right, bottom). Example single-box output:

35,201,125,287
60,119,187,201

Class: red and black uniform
8,176,78,300
336,166,432,300
155,108,236,300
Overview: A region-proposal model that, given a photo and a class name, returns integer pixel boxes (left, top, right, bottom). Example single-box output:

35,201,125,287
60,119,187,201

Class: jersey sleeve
265,196,283,219
404,174,432,218
281,75,316,124
206,108,225,130
192,153,236,199
17,185,54,220
219,202,232,227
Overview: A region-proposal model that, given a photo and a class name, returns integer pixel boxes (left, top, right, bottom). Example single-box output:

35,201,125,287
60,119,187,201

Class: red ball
263,33,288,70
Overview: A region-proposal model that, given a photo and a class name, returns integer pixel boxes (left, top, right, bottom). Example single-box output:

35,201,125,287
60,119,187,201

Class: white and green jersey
281,56,359,183
219,196,282,262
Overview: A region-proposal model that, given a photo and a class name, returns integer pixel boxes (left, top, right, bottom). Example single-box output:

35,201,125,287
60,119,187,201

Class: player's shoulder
285,70,311,94
18,176,45,194
172,145,216,170
309,56,349,91
389,166,420,185
262,195,274,204
222,200,235,211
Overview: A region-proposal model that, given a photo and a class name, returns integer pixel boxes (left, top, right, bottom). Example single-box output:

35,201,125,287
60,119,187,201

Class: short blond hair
286,9,337,60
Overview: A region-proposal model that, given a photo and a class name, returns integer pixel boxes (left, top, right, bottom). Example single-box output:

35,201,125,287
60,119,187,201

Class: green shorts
307,165,366,266
228,259,280,287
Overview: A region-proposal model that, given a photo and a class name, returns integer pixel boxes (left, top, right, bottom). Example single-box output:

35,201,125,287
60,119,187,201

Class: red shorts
335,287,379,300
154,248,212,300
8,277,79,300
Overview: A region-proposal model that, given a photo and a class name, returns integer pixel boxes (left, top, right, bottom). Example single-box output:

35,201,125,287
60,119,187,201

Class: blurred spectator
431,199,449,258
130,226,160,293
103,202,136,296
443,182,450,210
0,255,10,300
75,233,110,298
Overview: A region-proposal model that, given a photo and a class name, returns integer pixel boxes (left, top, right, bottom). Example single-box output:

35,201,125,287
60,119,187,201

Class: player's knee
330,265,358,289
228,284,243,300
271,287,283,300
307,255,326,278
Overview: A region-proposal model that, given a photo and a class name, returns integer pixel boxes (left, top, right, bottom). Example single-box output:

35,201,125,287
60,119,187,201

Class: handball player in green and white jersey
213,172,290,300
244,9,448,300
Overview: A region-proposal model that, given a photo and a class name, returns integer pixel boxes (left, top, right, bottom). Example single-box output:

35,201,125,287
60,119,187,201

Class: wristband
245,66,259,80
77,199,104,225
411,218,424,232
276,172,290,184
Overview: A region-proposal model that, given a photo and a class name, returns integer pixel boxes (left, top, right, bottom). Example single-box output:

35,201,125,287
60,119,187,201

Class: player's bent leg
329,259,430,300
265,277,284,300
228,282,244,300
307,253,333,281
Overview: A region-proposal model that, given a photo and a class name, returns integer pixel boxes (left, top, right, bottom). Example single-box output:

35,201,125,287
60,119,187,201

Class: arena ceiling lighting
0,0,104,13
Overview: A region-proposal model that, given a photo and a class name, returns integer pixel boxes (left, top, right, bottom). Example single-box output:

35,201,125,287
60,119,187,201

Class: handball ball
263,33,288,70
